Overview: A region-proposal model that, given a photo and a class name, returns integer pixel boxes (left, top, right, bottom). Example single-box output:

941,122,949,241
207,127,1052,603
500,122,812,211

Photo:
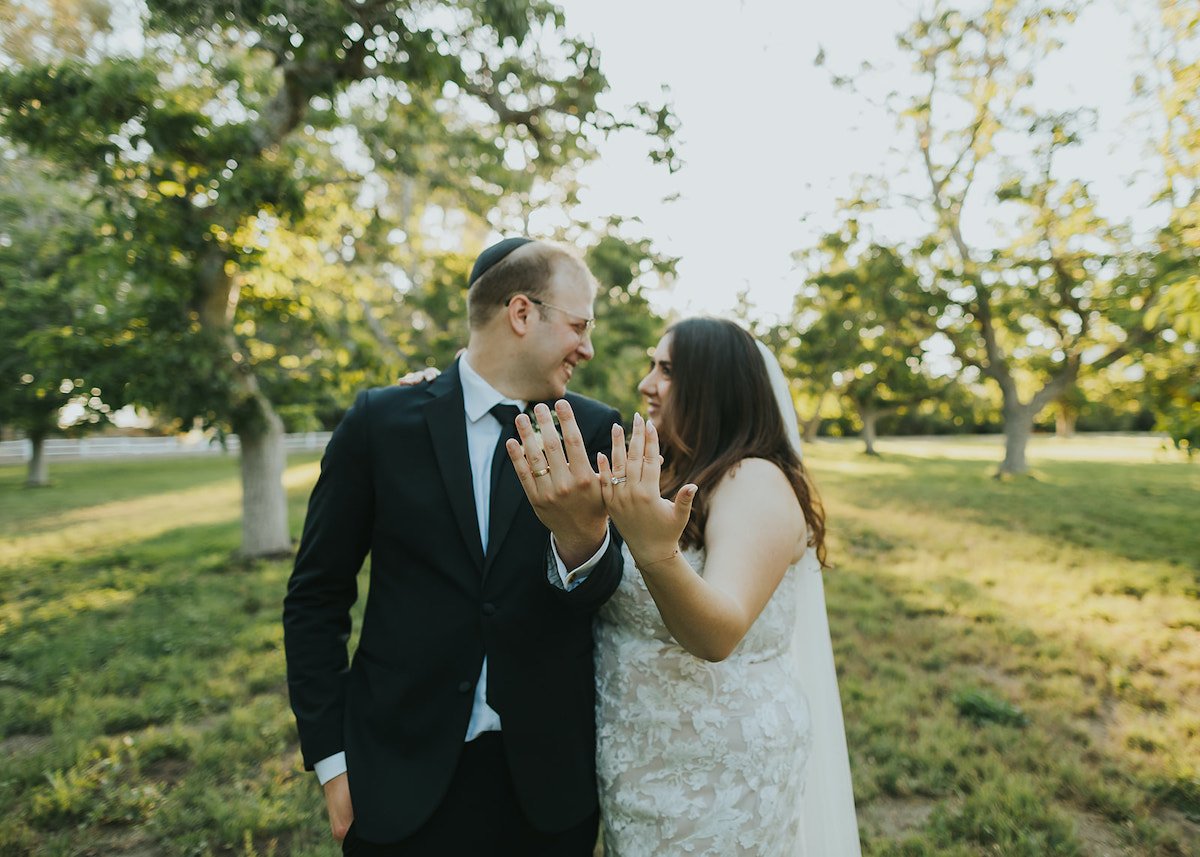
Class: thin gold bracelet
635,548,681,572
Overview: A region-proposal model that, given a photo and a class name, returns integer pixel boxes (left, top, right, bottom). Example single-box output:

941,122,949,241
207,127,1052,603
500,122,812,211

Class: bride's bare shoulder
705,458,806,559
708,458,802,518
714,457,793,494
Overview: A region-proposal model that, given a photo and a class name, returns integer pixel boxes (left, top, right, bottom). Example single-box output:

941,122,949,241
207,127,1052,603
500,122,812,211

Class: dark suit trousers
341,733,598,857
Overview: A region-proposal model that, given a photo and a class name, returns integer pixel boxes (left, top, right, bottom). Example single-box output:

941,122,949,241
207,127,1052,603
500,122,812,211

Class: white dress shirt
314,356,609,785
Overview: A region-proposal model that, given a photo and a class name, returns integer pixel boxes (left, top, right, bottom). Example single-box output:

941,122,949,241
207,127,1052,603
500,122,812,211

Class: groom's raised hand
506,400,607,568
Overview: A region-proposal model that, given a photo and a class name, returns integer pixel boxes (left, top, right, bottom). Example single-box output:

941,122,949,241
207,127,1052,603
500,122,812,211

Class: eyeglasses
507,295,596,334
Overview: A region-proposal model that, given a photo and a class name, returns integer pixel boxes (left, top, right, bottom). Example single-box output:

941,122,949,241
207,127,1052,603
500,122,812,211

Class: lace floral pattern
595,545,814,857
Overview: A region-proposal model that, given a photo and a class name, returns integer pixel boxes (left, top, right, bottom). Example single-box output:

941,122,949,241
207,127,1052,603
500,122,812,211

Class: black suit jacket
283,360,623,842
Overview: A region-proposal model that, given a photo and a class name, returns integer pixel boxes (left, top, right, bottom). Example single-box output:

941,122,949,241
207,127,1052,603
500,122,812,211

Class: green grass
812,436,1199,856
0,438,1197,855
0,453,336,856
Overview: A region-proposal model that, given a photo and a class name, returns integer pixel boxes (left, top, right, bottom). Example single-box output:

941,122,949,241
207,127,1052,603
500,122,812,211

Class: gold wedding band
610,476,628,486
532,467,551,478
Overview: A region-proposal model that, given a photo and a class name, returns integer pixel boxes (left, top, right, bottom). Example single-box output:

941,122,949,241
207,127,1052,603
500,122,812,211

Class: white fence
0,432,332,465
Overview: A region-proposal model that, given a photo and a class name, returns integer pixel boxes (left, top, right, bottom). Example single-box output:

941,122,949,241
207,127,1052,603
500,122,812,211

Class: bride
508,317,861,856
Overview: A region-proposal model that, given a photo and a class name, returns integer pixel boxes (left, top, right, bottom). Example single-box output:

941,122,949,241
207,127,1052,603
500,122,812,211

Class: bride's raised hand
598,413,697,566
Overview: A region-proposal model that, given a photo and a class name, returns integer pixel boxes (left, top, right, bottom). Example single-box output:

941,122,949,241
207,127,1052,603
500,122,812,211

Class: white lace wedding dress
594,543,814,856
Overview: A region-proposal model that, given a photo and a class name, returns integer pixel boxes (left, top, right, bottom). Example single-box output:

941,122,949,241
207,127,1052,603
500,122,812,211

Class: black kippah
468,237,534,287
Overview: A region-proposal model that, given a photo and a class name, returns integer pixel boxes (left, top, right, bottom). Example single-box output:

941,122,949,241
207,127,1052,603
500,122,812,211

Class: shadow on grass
812,453,1199,574
0,497,379,854
827,547,1199,856
0,457,323,572
0,453,323,541
0,457,239,533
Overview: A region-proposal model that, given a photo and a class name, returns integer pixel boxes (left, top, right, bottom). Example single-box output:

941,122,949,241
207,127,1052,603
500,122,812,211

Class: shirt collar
459,354,526,424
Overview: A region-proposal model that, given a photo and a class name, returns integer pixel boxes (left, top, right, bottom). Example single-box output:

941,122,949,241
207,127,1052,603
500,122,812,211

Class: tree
1141,0,1200,455
843,0,1163,474
0,152,121,485
757,322,835,445
789,228,948,455
0,0,673,555
0,2,125,486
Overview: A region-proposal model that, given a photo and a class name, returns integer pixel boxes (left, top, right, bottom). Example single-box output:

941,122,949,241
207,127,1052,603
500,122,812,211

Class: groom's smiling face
523,263,597,400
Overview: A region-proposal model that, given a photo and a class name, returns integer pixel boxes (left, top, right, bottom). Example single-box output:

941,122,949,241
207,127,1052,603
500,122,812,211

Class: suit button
458,681,472,693
482,602,496,616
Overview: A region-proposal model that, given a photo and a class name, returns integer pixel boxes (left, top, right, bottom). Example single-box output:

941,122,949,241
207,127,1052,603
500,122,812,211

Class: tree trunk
998,405,1036,476
238,393,291,558
1055,405,1077,438
861,406,880,456
800,391,827,444
999,361,1078,475
25,431,49,487
194,245,292,559
801,413,822,445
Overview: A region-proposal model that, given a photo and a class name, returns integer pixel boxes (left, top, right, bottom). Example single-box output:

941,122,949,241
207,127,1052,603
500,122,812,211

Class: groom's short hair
467,242,591,329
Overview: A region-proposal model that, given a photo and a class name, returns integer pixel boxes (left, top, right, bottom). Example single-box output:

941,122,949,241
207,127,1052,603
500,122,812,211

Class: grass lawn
0,437,1197,856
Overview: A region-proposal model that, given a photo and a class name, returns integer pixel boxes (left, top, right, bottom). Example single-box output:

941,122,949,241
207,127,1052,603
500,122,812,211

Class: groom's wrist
552,521,608,569
314,752,347,785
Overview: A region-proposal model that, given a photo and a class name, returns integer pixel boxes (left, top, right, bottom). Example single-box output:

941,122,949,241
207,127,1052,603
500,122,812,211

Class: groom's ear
505,294,535,337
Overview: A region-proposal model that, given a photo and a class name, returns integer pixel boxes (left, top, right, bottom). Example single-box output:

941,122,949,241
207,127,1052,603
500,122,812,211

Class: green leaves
0,153,127,453
570,225,676,419
0,0,679,449
0,60,155,164
473,0,538,43
787,235,949,446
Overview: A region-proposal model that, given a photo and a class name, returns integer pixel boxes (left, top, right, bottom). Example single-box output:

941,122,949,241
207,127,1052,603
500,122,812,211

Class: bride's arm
599,418,805,662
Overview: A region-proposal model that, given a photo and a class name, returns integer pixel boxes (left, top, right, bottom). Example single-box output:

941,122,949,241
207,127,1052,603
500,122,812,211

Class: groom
283,238,624,855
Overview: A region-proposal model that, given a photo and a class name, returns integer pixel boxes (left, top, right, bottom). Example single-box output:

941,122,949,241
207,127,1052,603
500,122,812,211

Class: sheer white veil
755,339,863,856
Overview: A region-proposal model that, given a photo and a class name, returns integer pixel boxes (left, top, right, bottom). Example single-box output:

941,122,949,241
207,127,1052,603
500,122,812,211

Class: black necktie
488,403,523,497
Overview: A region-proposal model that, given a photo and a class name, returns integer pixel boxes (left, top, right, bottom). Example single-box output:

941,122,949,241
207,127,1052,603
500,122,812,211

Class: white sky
550,0,1164,323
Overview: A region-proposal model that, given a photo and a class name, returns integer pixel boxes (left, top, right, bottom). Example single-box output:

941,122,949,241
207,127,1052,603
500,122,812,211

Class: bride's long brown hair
656,318,827,566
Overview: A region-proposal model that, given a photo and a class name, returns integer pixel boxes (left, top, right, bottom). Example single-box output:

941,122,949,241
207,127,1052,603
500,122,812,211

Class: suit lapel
425,362,485,573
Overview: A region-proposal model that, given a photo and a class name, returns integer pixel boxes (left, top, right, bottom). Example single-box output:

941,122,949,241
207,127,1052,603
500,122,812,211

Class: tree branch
1028,353,1080,416
457,78,568,143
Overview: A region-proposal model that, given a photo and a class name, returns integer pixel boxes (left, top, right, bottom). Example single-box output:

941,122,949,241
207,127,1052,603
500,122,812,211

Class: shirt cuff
550,531,610,590
314,752,347,785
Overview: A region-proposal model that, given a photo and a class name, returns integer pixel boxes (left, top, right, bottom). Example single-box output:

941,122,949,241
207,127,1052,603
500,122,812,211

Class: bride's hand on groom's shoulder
506,400,607,567
394,366,441,386
598,414,697,564
394,348,462,386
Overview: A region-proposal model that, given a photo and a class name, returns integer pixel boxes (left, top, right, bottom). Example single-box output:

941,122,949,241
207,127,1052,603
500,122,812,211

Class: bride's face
637,334,672,423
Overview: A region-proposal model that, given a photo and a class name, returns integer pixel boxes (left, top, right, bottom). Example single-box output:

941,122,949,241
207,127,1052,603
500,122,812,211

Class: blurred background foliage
0,0,1196,537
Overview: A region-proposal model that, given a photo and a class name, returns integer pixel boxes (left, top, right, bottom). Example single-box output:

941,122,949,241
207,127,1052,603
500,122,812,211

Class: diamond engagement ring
610,476,628,486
